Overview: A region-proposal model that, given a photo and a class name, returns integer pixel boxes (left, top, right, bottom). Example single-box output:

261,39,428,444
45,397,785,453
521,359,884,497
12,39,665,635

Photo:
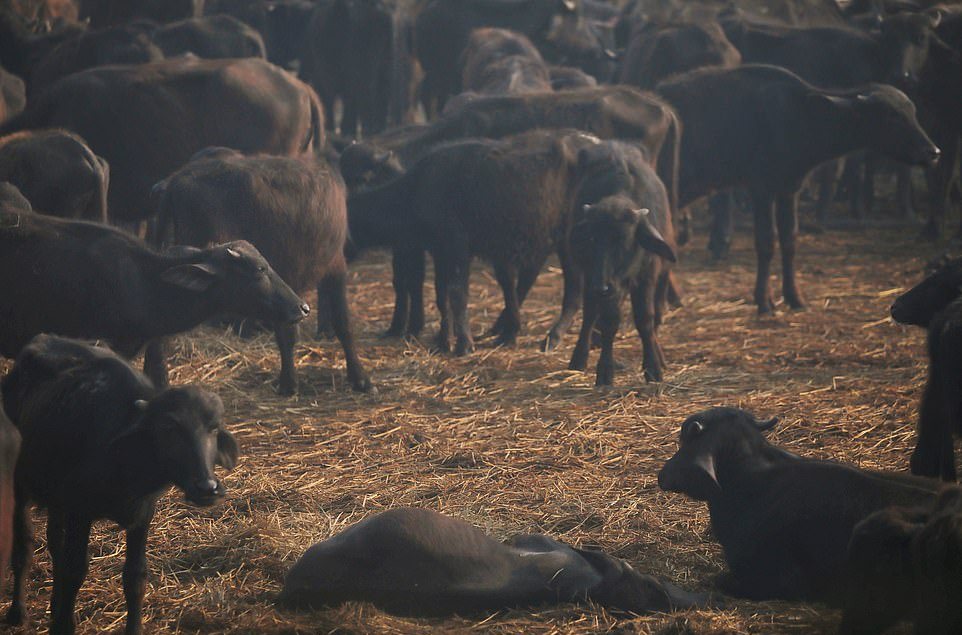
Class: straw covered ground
2,214,950,634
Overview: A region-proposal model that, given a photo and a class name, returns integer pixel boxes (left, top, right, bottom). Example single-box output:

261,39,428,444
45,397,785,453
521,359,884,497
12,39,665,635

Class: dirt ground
3,215,951,634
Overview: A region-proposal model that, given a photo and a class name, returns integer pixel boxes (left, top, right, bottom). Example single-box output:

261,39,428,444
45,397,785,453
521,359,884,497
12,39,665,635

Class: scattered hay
5,225,940,634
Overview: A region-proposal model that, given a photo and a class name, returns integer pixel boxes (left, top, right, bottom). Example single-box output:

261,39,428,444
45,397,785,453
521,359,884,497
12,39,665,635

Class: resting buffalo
1,334,237,635
279,507,709,616
0,129,108,221
153,148,371,395
842,485,962,635
655,65,939,314
460,27,552,96
658,407,940,602
0,56,324,224
891,256,962,481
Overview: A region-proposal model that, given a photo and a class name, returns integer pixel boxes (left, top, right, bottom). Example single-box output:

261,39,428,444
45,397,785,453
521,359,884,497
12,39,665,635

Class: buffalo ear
160,263,219,292
635,217,677,262
753,416,779,431
693,453,720,492
216,429,239,470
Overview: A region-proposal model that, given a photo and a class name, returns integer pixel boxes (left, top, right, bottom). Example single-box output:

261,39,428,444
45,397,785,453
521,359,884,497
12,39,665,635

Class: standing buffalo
891,256,962,481
1,334,238,635
0,209,309,388
0,129,109,221
0,56,324,224
153,148,372,395
656,65,940,314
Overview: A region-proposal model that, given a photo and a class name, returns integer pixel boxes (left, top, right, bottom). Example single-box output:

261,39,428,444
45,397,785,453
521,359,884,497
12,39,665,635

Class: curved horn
226,247,241,258
754,416,779,431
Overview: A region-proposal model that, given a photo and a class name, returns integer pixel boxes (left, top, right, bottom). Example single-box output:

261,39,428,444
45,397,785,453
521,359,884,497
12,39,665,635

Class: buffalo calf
1,334,238,635
0,209,309,388
658,407,940,602
154,148,371,394
842,485,962,634
279,507,708,616
891,256,962,481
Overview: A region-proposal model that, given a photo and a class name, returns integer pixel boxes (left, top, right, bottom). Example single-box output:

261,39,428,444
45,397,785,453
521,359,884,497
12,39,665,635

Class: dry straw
3,226,934,634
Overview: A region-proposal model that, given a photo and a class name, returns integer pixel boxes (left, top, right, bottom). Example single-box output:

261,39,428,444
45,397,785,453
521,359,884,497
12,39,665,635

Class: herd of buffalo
0,0,961,632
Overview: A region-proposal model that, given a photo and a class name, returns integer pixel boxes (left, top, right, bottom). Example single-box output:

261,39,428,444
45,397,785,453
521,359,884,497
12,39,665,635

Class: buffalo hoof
5,605,22,626
644,366,663,383
277,379,297,397
542,332,562,352
380,327,404,339
492,333,518,348
315,327,335,341
350,374,374,393
453,340,475,356
919,222,941,242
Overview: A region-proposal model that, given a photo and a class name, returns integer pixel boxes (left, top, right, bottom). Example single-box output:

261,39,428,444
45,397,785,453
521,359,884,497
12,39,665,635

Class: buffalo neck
138,248,228,337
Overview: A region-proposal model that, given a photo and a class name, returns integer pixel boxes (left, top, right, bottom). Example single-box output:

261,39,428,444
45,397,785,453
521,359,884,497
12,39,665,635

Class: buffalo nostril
300,303,310,316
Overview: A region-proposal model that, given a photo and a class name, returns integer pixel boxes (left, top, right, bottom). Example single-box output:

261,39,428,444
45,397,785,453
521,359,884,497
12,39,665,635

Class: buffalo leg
569,289,600,372
142,339,169,389
320,272,372,392
910,376,945,479
595,293,622,386
405,250,427,338
123,520,150,635
47,510,66,618
5,486,32,626
315,289,335,340
386,248,425,338
708,192,734,261
751,190,777,314
490,264,521,346
776,191,805,309
274,323,298,396
50,514,91,635
922,137,959,241
447,254,474,356
544,244,583,351
896,165,916,221
433,259,452,353
631,276,664,382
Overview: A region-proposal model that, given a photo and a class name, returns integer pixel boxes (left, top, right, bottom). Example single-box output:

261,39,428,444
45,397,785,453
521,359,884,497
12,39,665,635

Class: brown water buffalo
0,129,108,221
153,148,371,395
0,56,324,223
279,507,709,616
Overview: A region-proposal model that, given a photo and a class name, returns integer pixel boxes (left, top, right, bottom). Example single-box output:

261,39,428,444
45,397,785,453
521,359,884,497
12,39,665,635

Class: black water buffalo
0,56,324,223
891,256,962,481
1,334,238,635
658,407,941,602
461,27,552,95
0,66,25,124
655,65,939,314
566,143,677,385
302,0,412,136
28,23,163,96
349,129,625,355
0,401,20,595
0,182,32,211
79,0,203,26
414,0,611,115
0,129,108,221
721,10,943,88
151,14,266,59
619,20,741,89
153,148,371,395
279,507,709,616
841,485,962,635
0,209,309,387
204,0,314,68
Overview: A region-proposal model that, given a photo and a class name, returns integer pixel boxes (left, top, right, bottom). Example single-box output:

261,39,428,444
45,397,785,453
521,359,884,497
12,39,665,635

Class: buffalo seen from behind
1,334,238,635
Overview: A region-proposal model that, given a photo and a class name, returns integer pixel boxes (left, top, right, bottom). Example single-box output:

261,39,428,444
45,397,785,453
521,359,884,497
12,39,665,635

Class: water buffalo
1,334,238,635
0,56,324,224
279,507,709,616
658,407,940,601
